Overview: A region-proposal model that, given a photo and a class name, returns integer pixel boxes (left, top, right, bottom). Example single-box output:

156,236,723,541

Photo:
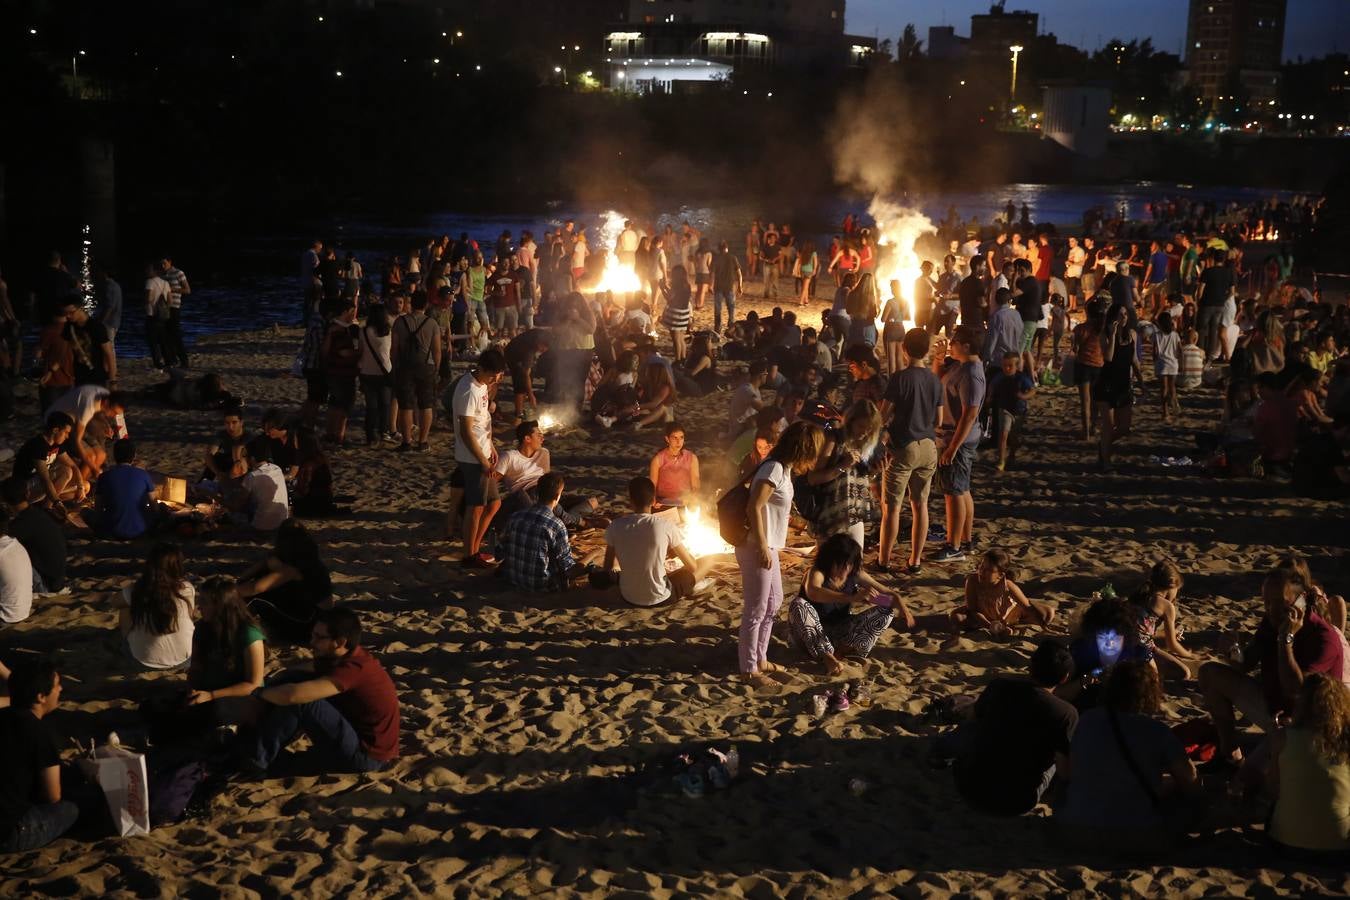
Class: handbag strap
1107,709,1161,809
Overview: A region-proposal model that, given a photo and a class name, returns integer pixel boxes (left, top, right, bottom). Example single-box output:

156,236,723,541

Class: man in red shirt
246,609,400,773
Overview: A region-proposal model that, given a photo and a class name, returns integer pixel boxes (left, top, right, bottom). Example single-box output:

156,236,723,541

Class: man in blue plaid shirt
496,472,584,592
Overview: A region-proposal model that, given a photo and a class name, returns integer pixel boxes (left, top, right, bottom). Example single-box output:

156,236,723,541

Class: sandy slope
1,293,1347,898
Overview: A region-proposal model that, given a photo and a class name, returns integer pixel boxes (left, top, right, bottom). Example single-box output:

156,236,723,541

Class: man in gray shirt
878,328,944,574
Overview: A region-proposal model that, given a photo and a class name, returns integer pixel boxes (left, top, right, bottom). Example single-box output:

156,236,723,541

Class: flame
868,198,935,335
591,209,643,294
680,506,733,558
537,413,557,431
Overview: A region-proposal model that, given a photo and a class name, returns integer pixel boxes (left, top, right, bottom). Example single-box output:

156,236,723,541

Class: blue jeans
0,801,79,853
250,698,389,774
714,291,736,333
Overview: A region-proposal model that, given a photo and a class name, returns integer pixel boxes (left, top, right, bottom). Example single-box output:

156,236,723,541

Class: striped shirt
161,267,189,309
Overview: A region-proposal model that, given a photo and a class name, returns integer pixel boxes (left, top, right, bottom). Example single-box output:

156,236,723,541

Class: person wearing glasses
244,609,399,775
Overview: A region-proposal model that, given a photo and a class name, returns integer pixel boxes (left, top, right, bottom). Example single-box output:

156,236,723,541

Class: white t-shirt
47,384,109,430
751,460,794,550
122,581,196,669
0,536,34,624
606,513,683,607
728,383,761,427
572,243,588,269
358,325,392,376
242,462,289,530
495,447,550,493
145,275,173,315
452,376,492,465
1066,246,1087,279
619,229,639,253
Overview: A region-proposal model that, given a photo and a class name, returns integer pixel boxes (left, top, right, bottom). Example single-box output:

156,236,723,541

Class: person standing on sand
711,241,743,335
159,257,191,369
245,609,399,775
737,421,824,686
452,349,505,568
933,326,984,563
878,328,943,575
391,292,441,452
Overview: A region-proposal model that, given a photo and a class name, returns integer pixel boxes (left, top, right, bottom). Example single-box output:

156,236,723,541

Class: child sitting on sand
1128,559,1198,680
788,534,915,675
942,549,1055,649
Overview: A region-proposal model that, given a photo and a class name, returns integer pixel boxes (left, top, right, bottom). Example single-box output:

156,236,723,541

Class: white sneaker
690,578,716,597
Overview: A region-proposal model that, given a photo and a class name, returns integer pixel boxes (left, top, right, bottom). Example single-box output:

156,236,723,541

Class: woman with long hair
660,265,693,364
880,279,907,375
236,520,334,642
787,533,913,676
1071,300,1106,440
634,360,678,430
845,273,880,348
1056,660,1201,852
804,400,884,550
185,576,267,711
119,542,196,670
737,421,825,686
1268,673,1350,859
1096,301,1136,469
797,240,819,307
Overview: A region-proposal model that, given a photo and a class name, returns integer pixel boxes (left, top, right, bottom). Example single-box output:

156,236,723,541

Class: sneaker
932,545,966,563
827,689,851,712
960,541,974,554
395,442,413,453
461,552,495,569
904,564,922,577
690,578,716,597
926,525,946,543
475,550,498,565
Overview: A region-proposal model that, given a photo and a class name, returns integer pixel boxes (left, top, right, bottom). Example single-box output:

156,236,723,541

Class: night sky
848,0,1347,62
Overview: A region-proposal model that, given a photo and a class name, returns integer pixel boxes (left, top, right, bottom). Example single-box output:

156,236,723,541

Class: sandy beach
1,292,1348,898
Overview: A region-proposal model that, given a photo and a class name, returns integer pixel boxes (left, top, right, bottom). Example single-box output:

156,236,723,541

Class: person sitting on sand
114,541,196,671
947,638,1078,816
1199,566,1346,768
2,478,67,595
602,476,715,608
92,439,163,540
0,659,79,853
729,406,785,469
291,428,344,518
201,399,248,484
259,408,300,481
0,508,34,626
787,533,913,676
632,360,678,431
175,576,268,730
649,422,700,506
45,385,129,484
1266,673,1350,861
1128,559,1199,681
245,608,399,775
227,438,290,532
1055,660,1201,854
942,549,1055,649
495,473,587,593
725,361,769,439
12,413,85,506
237,520,333,643
1059,596,1152,708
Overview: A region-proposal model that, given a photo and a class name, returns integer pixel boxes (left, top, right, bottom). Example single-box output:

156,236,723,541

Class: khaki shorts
884,438,937,506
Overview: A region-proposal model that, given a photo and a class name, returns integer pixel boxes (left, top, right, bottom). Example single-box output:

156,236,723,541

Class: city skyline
847,0,1346,62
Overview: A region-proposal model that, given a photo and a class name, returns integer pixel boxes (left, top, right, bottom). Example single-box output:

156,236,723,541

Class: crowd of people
0,192,1347,865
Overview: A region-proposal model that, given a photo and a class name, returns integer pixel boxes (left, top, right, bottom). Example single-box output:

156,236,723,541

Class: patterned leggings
787,597,893,661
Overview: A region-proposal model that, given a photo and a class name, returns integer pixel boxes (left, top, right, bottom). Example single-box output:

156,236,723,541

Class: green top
1270,727,1350,852
467,266,487,302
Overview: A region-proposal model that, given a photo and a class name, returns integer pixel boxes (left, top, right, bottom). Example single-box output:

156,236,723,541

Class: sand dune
1,296,1347,898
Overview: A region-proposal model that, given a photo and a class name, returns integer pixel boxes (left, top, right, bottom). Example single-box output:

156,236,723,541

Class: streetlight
1009,44,1023,105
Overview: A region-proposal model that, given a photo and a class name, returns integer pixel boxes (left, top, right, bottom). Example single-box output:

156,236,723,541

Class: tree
898,24,923,64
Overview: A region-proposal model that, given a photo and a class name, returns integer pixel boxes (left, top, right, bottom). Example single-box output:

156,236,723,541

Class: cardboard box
162,477,187,506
